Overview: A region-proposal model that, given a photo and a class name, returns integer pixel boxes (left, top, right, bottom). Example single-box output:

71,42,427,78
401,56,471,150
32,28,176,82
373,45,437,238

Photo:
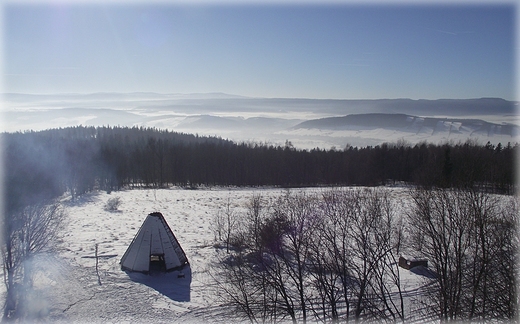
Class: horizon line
0,92,514,102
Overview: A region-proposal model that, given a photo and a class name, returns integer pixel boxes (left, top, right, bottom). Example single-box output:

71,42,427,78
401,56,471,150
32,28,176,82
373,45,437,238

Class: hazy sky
3,2,516,100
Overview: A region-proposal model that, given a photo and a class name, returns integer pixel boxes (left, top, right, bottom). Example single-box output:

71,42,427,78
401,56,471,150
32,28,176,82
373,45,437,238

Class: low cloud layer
3,93,517,149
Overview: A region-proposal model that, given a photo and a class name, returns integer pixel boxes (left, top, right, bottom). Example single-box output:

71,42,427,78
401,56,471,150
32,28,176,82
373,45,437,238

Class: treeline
3,126,516,210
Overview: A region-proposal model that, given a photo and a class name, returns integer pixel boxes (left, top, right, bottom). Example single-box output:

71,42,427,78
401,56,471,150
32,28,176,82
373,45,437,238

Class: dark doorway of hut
149,254,166,273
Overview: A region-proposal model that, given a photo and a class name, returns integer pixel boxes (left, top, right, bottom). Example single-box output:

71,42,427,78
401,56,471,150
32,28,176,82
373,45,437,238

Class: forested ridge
3,125,516,211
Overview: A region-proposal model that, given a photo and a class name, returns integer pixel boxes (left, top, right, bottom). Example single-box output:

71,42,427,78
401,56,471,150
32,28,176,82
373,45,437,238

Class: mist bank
3,93,517,149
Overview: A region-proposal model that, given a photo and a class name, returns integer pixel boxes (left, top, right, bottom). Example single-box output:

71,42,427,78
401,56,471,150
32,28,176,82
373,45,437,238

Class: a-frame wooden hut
120,212,189,273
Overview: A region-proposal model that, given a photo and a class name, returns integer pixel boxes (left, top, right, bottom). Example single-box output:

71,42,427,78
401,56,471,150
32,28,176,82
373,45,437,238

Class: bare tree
313,189,355,322
312,188,404,322
214,251,262,323
271,191,320,324
362,189,404,321
213,194,289,323
492,196,519,319
216,189,405,323
464,190,518,320
2,200,67,320
407,188,518,321
211,197,240,253
308,221,343,323
339,188,404,321
408,188,472,320
245,194,267,251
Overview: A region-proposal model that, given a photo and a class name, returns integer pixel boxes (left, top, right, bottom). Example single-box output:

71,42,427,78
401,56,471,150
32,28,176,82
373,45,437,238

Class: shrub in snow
105,197,122,211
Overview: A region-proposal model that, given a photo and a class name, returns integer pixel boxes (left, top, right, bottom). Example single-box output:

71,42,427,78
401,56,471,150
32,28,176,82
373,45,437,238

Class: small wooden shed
399,255,428,270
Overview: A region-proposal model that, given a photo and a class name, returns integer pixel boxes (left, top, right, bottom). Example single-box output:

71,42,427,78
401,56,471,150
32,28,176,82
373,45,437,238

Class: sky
2,1,517,100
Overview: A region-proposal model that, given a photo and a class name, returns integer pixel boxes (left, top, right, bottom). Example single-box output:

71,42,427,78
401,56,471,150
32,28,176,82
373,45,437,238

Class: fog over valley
3,93,517,149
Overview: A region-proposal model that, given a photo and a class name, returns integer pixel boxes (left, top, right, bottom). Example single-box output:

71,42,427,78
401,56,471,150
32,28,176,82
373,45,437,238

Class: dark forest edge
3,125,517,214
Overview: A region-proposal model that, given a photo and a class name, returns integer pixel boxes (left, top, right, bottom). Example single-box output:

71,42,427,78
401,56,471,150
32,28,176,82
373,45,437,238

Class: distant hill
3,93,515,115
328,98,515,116
293,113,518,138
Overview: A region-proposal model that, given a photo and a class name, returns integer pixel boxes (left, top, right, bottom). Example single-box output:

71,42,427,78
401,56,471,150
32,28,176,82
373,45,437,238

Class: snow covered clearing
6,187,437,322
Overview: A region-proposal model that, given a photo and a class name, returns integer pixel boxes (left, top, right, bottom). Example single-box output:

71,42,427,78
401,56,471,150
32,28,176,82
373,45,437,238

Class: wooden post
95,243,101,285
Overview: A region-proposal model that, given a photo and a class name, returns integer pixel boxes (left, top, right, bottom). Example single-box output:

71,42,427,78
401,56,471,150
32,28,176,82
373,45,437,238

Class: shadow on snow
410,265,437,279
125,266,192,302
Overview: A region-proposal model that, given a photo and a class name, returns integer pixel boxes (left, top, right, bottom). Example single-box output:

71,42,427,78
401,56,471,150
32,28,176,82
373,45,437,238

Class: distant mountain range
3,93,516,116
2,93,518,149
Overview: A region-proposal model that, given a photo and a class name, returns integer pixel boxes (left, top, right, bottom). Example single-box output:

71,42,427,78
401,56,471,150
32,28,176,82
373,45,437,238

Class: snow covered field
20,187,433,323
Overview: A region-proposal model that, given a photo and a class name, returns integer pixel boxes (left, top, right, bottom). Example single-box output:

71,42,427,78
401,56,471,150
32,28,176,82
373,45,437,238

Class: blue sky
3,2,516,100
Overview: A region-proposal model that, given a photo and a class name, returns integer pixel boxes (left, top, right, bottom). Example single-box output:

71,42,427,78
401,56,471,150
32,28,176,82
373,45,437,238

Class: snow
46,188,290,322
11,187,434,323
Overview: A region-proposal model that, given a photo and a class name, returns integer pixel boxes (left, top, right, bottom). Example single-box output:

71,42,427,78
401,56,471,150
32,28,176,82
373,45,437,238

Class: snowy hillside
288,113,519,148
14,187,435,323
